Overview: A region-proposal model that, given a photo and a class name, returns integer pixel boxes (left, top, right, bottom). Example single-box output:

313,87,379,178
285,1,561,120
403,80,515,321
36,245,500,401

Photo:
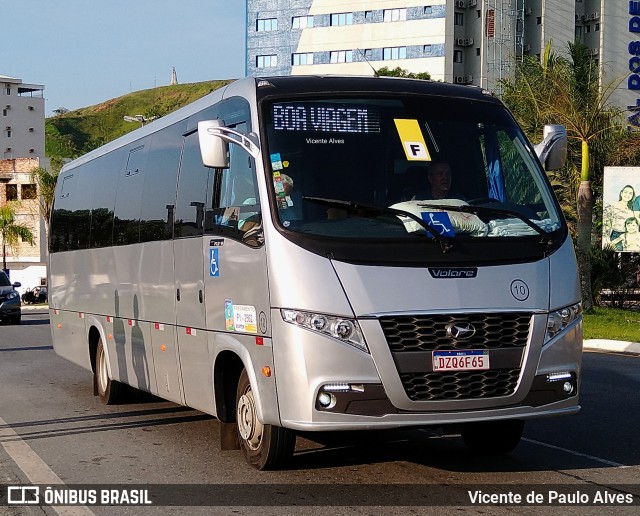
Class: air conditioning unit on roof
455,0,467,9
454,76,465,84
456,38,466,46
465,37,474,46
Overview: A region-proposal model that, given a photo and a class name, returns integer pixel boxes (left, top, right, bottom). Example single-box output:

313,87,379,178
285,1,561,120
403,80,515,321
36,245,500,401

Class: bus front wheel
236,369,295,470
461,419,525,455
95,338,126,405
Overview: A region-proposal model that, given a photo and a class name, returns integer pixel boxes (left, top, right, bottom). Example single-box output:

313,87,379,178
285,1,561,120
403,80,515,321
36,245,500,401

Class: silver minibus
49,76,581,469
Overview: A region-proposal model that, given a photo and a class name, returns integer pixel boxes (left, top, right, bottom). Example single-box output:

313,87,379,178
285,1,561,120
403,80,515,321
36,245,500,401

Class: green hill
45,80,232,159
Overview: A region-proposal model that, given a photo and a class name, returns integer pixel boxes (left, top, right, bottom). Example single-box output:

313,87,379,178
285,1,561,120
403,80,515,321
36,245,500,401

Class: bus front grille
379,313,532,352
400,368,520,401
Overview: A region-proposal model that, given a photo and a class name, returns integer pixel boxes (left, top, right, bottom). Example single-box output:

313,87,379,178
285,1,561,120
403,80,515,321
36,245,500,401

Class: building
0,157,48,291
246,1,640,128
0,74,47,291
1,74,45,160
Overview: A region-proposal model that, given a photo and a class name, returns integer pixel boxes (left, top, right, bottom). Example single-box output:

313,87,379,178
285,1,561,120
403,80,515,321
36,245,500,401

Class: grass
583,306,640,342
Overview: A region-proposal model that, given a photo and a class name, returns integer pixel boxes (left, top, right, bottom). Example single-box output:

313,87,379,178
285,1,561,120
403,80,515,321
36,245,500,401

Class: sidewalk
583,339,640,355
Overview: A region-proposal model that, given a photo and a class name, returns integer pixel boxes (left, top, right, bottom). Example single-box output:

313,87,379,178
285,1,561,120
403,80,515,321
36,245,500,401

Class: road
1,311,639,514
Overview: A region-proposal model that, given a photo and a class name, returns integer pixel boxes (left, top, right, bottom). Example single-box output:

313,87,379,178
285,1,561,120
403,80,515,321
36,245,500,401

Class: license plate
432,350,490,371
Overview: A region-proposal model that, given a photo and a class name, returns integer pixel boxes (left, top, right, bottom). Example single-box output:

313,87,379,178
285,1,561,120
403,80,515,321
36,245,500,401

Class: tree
0,203,35,272
500,41,623,311
30,165,60,236
376,66,431,80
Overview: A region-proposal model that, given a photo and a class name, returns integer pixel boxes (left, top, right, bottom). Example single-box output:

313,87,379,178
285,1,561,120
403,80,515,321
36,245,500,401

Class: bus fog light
563,381,574,394
317,392,336,409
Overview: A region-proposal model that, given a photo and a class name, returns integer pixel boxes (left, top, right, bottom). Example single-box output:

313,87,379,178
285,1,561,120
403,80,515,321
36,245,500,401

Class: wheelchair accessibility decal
421,212,455,237
209,248,220,277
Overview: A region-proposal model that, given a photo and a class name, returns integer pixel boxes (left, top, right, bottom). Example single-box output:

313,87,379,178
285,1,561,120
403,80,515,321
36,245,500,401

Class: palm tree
0,203,35,273
501,41,623,310
30,165,59,236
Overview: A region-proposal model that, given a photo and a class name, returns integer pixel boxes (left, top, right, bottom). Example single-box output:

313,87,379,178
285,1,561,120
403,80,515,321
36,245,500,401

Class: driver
413,161,465,201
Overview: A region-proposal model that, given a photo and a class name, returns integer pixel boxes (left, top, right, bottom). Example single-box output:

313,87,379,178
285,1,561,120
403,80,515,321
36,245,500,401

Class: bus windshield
262,96,562,243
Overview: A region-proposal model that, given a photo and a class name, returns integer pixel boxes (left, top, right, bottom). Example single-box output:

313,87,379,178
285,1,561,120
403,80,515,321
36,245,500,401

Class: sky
2,0,247,116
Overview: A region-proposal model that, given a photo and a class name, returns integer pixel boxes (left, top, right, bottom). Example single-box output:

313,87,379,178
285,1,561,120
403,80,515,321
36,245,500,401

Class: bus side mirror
198,120,230,168
534,124,567,171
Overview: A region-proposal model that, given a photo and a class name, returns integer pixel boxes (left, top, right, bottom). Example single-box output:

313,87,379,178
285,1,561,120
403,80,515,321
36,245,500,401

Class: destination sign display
272,103,381,134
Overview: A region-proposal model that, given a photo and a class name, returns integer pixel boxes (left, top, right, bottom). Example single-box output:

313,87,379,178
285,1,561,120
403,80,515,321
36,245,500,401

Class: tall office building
246,1,639,127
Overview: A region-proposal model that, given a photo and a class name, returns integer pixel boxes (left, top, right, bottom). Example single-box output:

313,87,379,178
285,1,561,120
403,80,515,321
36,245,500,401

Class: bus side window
205,122,263,247
174,133,212,239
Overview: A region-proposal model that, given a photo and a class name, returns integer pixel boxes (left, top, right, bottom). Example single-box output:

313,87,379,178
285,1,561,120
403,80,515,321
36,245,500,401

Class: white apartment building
0,74,47,291
246,1,640,128
1,74,45,160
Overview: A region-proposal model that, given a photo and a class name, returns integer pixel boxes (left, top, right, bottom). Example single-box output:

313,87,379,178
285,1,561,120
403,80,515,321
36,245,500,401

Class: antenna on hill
356,49,379,77
170,67,178,86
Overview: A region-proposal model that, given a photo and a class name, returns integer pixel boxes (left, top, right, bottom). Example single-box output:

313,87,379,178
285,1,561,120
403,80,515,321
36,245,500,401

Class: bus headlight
544,302,582,343
281,309,369,353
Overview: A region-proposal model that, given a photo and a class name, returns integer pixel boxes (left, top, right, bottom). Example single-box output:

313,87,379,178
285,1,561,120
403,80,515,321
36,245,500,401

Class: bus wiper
302,196,453,253
422,202,555,248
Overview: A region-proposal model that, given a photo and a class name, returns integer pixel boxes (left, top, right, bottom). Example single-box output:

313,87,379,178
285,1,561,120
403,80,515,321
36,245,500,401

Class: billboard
602,167,640,252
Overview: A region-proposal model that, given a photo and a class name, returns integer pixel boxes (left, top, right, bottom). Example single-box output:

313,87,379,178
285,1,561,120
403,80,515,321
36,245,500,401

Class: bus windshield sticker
225,300,235,331
394,119,432,162
270,153,283,170
420,212,455,237
209,248,220,277
273,172,288,208
234,304,258,334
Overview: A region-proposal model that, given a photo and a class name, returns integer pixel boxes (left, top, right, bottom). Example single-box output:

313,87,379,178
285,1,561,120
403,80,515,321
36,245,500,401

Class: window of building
365,11,373,21
364,49,373,59
423,44,433,54
383,8,406,22
6,184,17,201
424,6,433,15
454,50,463,63
536,17,541,24
383,47,407,60
330,50,353,63
585,24,591,33
21,184,37,200
5,128,11,138
595,23,600,31
2,109,7,116
257,18,278,32
256,55,278,68
477,10,481,18
5,85,10,95
331,12,353,26
454,12,464,25
575,26,583,40
292,52,314,66
476,47,481,56
292,15,313,29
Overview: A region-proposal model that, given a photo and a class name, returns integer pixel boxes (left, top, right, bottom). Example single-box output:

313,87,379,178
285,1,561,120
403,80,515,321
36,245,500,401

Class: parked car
0,270,21,324
21,285,47,305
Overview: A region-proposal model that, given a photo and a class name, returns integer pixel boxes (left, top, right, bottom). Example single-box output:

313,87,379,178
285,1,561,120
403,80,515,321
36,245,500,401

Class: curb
21,304,48,312
583,339,640,355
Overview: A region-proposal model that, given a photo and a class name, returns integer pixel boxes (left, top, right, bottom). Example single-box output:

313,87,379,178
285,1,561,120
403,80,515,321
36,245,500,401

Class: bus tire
236,368,295,470
95,337,125,405
461,419,525,455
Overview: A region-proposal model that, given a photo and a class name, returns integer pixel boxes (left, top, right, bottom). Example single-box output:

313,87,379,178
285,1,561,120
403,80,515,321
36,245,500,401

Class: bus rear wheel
236,368,295,470
461,419,525,455
95,338,126,405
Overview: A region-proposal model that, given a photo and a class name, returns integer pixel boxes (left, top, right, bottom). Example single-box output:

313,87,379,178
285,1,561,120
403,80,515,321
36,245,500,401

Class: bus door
173,130,214,412
203,120,271,363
